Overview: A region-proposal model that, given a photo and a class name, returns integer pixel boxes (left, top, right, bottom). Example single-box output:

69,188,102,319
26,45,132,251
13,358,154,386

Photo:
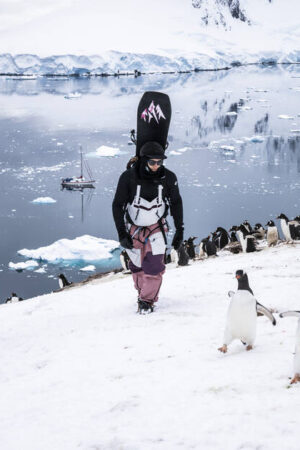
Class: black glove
119,232,133,250
172,227,184,250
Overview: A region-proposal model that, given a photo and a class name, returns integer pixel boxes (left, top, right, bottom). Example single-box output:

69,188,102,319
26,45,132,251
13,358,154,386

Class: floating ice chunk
250,136,264,143
176,147,191,153
35,267,46,273
80,265,96,272
169,151,182,156
87,146,121,157
64,92,81,99
278,115,294,120
291,129,300,133
9,260,39,271
220,145,235,151
32,197,57,204
18,235,120,263
225,111,237,116
56,142,63,146
240,106,253,111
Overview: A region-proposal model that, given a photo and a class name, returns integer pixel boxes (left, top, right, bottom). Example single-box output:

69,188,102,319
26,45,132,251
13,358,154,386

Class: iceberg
18,235,120,264
87,146,121,157
31,197,57,204
9,260,39,271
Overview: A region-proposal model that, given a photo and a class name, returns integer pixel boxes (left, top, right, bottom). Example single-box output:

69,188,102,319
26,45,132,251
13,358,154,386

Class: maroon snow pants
128,224,166,304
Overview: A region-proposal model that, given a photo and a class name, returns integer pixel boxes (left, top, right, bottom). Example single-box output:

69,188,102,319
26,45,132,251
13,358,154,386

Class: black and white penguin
277,213,300,241
5,293,23,304
58,273,72,289
177,243,189,266
236,224,256,253
279,311,300,384
214,227,230,250
242,220,253,234
265,220,278,247
253,223,266,240
230,230,238,242
199,236,217,258
218,270,276,353
186,236,197,259
120,249,130,271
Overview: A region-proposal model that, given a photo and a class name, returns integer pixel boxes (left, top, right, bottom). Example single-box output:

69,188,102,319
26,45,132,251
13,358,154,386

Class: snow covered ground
0,0,300,74
1,243,300,449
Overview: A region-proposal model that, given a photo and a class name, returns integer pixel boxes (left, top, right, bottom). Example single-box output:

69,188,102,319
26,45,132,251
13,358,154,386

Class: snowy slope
1,243,300,449
0,0,300,74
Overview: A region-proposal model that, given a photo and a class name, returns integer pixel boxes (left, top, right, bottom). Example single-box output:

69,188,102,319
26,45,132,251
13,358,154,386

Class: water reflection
1,65,300,299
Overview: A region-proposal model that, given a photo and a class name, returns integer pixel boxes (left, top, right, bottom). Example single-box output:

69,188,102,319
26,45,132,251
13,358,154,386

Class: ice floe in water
34,267,46,274
18,235,120,263
9,260,39,271
31,197,57,204
87,145,121,157
80,265,96,272
278,115,294,120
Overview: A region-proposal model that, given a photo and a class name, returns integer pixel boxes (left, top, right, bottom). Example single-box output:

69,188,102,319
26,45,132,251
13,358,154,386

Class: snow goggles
148,159,163,166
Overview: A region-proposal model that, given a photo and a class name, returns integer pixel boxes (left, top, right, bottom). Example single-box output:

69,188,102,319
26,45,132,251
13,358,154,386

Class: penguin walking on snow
120,249,130,272
5,293,23,303
277,213,300,241
213,227,230,250
242,220,253,234
237,224,256,253
199,236,217,258
58,274,72,289
218,270,276,353
279,311,300,384
253,223,266,240
186,236,197,259
265,220,278,247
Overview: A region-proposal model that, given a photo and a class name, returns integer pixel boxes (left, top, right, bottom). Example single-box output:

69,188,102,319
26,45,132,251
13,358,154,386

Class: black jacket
112,160,183,239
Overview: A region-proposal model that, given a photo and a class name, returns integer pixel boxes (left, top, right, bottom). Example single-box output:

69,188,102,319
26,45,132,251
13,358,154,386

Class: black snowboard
135,91,172,158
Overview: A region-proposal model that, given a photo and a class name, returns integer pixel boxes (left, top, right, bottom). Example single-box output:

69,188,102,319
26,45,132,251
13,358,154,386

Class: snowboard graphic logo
141,101,166,124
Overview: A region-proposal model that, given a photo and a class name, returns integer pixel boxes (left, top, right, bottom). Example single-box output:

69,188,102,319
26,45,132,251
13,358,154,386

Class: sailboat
61,147,95,189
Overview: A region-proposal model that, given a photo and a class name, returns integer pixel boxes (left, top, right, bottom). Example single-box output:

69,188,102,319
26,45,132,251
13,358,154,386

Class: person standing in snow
112,141,184,313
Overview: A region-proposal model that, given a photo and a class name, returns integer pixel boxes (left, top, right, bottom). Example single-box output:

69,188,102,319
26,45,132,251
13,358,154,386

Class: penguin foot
218,345,227,353
246,345,253,351
290,374,300,384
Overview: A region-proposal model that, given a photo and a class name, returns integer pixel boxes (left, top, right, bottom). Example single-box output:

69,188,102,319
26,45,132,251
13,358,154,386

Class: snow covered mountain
192,0,249,27
0,0,299,74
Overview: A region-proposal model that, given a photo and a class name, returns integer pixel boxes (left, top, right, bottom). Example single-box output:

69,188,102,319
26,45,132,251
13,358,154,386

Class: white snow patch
1,245,300,449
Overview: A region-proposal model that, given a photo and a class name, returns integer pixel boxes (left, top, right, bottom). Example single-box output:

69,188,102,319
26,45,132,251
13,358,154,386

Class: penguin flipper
279,311,300,319
256,302,276,326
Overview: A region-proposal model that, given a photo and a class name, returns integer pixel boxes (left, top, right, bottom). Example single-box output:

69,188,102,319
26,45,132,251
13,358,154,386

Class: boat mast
80,145,83,178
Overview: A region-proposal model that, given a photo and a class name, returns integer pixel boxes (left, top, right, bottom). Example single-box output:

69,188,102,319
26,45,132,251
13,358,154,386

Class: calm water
1,66,300,301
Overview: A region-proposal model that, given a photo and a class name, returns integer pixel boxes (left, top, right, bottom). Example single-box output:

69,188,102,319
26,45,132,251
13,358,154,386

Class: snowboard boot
137,299,154,314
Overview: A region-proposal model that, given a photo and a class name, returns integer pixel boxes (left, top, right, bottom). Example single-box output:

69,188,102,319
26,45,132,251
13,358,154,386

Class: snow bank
18,235,120,263
1,244,300,449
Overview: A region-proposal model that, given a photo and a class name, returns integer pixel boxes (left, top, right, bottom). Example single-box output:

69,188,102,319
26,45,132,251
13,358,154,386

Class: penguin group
219,270,300,385
118,213,300,271
188,212,300,260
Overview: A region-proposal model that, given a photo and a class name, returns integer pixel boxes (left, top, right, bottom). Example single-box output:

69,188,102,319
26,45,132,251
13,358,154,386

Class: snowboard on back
135,91,172,158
